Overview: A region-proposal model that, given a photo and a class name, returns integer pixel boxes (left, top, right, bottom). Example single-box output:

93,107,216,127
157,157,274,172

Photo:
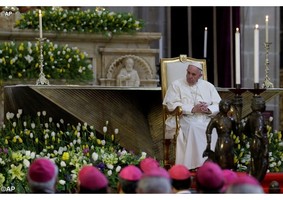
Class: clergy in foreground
163,62,221,170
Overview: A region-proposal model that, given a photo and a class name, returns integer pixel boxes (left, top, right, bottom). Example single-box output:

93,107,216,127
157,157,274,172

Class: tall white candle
203,27,207,58
235,28,240,85
265,15,269,43
39,10,43,38
159,36,163,60
254,24,259,84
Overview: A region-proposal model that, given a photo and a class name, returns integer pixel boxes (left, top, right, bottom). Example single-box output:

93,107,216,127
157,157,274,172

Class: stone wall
280,69,283,130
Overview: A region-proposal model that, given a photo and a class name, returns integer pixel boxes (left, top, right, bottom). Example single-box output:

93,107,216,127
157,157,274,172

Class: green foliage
0,41,93,82
15,7,144,37
233,122,283,172
0,110,147,193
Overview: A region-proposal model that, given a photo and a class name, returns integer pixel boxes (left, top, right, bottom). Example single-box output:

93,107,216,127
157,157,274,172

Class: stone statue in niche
203,99,236,170
116,57,140,87
243,95,268,182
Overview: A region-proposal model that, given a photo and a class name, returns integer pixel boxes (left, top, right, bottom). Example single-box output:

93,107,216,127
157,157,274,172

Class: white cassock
163,78,221,170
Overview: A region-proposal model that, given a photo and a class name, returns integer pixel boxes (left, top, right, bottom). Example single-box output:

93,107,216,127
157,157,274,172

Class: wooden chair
160,54,207,169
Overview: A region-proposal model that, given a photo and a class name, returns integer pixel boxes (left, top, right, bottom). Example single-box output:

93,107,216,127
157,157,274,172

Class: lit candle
39,10,43,38
265,15,269,43
254,24,259,84
203,27,207,58
235,28,240,85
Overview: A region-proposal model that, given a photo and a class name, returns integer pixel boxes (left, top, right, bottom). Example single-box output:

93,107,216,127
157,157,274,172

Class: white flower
23,159,30,168
42,111,46,116
12,122,16,127
92,152,98,161
31,123,35,129
25,151,31,156
60,161,66,167
116,166,121,173
107,170,112,176
101,140,106,146
114,128,119,134
30,133,33,138
60,119,64,124
107,164,114,170
30,152,36,159
49,117,53,123
59,180,66,185
103,126,107,133
77,138,81,144
45,123,49,128
18,109,22,115
37,112,41,117
23,121,27,127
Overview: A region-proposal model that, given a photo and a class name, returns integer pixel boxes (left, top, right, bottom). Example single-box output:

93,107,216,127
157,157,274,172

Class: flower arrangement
0,110,147,193
233,118,283,172
15,7,144,38
0,40,93,82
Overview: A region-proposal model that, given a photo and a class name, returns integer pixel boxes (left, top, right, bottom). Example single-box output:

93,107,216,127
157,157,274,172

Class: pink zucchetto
196,161,224,191
168,164,191,180
221,169,239,192
139,157,160,173
78,165,108,190
28,158,58,183
119,165,143,181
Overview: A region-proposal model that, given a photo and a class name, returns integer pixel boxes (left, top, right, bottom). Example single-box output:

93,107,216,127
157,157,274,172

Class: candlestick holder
249,83,266,96
36,37,49,85
262,42,273,88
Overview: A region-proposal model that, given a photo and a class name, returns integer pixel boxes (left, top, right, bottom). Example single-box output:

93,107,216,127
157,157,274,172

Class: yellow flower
278,131,282,140
97,139,101,145
9,164,25,181
11,152,23,161
62,152,70,161
0,173,5,186
35,138,39,143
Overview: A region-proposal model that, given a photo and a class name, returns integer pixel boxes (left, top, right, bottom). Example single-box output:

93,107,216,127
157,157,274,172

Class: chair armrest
165,106,183,116
164,106,183,138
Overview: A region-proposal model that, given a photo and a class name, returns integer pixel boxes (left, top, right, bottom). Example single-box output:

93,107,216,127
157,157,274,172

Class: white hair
136,176,172,193
225,184,264,193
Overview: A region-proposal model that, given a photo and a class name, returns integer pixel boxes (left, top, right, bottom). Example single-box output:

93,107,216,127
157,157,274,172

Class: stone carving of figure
116,57,140,87
203,99,236,170
243,95,268,182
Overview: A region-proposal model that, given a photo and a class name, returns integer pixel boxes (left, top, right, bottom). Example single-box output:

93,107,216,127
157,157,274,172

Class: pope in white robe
163,62,221,170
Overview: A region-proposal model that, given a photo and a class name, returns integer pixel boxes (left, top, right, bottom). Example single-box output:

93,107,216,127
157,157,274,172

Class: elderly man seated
163,61,221,170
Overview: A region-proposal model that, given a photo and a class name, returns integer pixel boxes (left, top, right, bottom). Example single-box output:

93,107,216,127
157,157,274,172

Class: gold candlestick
262,42,273,88
36,37,49,85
